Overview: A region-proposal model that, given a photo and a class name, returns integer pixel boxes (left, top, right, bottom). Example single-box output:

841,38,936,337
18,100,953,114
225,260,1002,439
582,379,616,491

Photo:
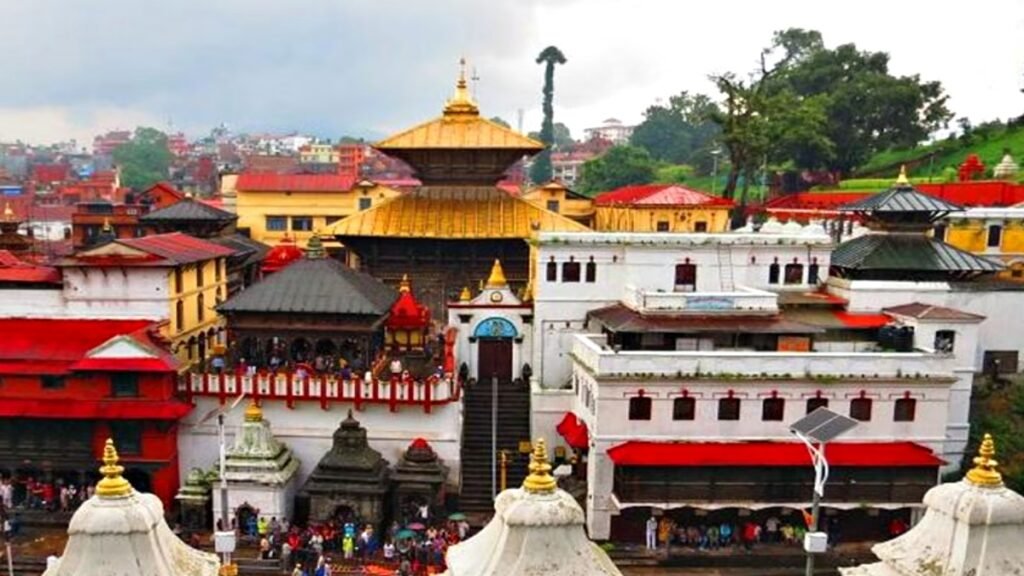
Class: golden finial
96,438,132,497
486,259,507,288
522,438,557,494
244,402,263,423
896,165,910,186
966,433,1003,487
101,217,113,233
399,274,411,293
2,202,12,220
444,57,479,116
459,286,472,302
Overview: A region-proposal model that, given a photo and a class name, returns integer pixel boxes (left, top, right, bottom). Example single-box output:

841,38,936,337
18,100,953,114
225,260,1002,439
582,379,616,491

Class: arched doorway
197,333,207,363
236,503,258,535
474,317,517,383
290,338,311,363
315,338,337,357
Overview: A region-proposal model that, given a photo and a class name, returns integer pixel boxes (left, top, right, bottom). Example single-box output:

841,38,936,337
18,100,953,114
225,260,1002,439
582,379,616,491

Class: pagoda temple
385,274,431,352
328,61,590,316
212,402,300,526
43,439,220,576
832,167,1002,281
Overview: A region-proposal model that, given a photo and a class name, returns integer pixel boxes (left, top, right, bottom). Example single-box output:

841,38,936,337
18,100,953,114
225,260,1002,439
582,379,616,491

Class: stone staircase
458,377,532,513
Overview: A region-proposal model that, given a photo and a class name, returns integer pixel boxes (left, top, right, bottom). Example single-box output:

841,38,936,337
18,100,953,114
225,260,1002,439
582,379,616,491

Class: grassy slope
857,125,1024,178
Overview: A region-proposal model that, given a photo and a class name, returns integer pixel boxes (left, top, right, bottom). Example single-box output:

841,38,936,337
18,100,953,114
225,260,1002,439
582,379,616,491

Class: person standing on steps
645,514,658,550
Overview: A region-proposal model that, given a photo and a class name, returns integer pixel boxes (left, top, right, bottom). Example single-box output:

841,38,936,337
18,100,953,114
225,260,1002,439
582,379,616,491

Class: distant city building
92,130,132,156
299,142,340,165
166,131,190,157
583,118,635,145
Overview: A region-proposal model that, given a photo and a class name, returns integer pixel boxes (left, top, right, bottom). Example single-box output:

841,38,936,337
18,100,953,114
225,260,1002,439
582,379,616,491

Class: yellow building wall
235,185,400,247
521,189,595,227
943,218,1024,281
299,145,340,164
165,257,228,367
594,206,731,232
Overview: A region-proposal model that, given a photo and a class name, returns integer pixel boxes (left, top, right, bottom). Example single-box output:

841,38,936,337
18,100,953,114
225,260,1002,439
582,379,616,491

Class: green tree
112,127,173,191
489,116,511,129
530,46,567,184
577,145,656,195
529,122,574,149
630,92,721,164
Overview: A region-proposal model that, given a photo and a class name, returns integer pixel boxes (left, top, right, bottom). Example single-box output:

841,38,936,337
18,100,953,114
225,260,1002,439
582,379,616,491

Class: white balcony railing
622,284,778,314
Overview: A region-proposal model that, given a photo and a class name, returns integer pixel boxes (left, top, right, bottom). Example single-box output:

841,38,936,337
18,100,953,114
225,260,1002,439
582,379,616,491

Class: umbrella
395,529,416,539
448,513,467,521
407,522,426,531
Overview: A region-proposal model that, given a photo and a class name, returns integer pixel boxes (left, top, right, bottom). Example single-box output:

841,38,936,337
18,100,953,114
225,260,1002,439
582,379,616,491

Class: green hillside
856,122,1024,180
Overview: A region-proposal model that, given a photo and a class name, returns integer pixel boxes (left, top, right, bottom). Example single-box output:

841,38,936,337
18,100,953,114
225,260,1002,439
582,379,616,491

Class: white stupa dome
993,153,1019,180
759,217,784,234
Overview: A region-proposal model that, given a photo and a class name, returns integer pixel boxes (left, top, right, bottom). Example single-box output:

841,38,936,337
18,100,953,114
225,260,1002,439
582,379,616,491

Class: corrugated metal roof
588,304,823,334
831,234,1003,272
840,183,963,213
218,258,396,316
235,173,356,192
327,186,590,239
595,184,734,207
376,114,543,151
118,233,236,264
139,198,237,222
883,302,985,321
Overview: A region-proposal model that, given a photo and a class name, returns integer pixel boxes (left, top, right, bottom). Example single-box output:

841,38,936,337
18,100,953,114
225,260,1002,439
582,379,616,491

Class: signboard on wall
778,336,812,352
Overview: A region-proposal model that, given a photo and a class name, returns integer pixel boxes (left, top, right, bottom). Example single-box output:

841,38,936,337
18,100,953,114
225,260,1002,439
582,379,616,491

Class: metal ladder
717,244,735,291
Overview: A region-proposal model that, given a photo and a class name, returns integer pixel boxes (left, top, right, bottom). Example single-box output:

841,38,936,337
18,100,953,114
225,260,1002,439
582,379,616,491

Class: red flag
802,509,814,529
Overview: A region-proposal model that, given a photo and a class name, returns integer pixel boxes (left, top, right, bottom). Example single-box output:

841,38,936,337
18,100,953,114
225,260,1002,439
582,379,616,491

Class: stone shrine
390,437,449,522
298,410,390,524
174,468,213,531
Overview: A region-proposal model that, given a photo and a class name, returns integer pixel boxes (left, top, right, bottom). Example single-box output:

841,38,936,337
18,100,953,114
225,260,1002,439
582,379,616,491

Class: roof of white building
43,439,220,576
883,302,985,322
536,228,832,247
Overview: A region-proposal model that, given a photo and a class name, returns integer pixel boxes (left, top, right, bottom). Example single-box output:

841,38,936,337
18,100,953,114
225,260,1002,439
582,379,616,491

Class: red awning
556,412,590,449
833,311,892,329
69,357,177,373
607,441,944,468
0,399,194,420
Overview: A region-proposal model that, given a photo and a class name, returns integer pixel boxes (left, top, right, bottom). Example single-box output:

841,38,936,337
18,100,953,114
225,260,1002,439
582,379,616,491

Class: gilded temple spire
522,438,557,494
2,202,13,221
966,433,1003,487
486,259,508,288
244,401,263,423
399,274,411,293
895,165,910,186
444,57,479,117
96,438,132,498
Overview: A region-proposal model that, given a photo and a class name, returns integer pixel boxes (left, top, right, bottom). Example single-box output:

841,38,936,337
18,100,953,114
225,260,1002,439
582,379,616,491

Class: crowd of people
645,514,848,552
0,476,93,515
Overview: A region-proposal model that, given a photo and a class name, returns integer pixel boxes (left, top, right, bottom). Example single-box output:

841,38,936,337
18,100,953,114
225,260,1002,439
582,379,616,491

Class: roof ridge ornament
895,165,910,187
522,438,557,494
443,57,480,117
96,438,133,498
305,233,325,259
485,259,507,288
2,201,13,221
966,433,1003,487
399,273,411,293
244,401,263,423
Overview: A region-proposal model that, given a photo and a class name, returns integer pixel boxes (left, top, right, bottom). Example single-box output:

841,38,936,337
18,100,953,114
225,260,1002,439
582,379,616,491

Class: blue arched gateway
472,317,517,382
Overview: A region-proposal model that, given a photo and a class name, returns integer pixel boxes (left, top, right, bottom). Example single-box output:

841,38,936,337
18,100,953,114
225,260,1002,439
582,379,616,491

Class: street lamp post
198,394,246,576
711,149,722,195
789,407,859,576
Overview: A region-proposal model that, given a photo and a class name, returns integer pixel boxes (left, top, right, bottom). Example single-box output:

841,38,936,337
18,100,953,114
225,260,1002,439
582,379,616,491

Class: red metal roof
32,163,69,184
387,282,430,330
236,173,356,192
556,412,590,449
262,235,304,274
0,398,192,420
607,441,944,468
117,233,235,264
596,184,735,207
764,182,1024,215
0,318,160,374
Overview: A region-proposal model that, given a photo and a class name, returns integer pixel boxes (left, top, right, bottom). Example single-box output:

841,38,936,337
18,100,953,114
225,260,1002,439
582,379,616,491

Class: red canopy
0,398,193,420
607,441,943,468
556,412,590,449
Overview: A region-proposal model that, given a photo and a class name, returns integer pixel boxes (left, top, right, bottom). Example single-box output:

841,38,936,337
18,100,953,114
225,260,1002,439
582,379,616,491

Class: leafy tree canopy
112,127,172,191
630,92,721,165
577,145,656,196
529,122,574,149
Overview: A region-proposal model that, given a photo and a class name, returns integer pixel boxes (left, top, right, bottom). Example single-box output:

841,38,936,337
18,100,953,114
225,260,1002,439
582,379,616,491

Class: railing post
423,379,432,414
320,375,329,411
354,377,364,412
285,371,294,409
389,377,398,413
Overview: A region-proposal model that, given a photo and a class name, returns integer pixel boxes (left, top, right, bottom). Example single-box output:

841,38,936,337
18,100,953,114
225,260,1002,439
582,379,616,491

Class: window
585,260,597,283
41,375,66,390
673,397,696,421
546,261,557,282
197,293,205,322
762,397,785,421
987,225,1002,248
934,330,955,354
806,397,829,413
176,300,185,331
718,397,741,421
656,221,670,232
784,263,804,285
196,263,204,287
694,221,708,232
174,268,183,293
358,197,373,211
111,373,139,397
562,261,581,282
214,260,222,283
894,397,917,422
807,262,820,285
628,396,652,421
325,215,344,226
674,263,697,292
291,216,313,232
546,200,560,213
266,216,287,232
932,224,947,242
850,397,873,421
110,422,142,455
768,262,780,284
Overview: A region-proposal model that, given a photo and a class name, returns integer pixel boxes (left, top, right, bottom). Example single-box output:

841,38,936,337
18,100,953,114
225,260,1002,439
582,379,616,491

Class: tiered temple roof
223,403,300,486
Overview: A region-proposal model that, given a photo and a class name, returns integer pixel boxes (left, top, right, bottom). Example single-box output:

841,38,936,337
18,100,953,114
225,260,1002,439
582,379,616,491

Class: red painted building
0,318,192,505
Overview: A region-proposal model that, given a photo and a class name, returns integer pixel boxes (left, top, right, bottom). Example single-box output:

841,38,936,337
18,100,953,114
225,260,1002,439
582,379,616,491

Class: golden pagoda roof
327,186,591,239
376,62,543,152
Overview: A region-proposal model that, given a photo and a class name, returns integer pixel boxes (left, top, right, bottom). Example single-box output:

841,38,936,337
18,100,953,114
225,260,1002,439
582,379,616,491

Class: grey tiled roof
140,199,238,222
218,258,396,315
839,183,963,214
831,234,1003,272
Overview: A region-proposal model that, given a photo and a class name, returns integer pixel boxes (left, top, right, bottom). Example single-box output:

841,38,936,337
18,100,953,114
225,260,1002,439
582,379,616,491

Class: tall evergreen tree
530,46,567,184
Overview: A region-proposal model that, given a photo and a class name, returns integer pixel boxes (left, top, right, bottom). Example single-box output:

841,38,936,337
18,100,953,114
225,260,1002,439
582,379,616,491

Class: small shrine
993,152,1019,181
44,439,220,576
390,438,449,523
441,439,623,576
174,468,214,532
841,434,1024,576
0,202,30,254
298,410,390,525
213,402,300,526
957,153,986,181
385,274,431,352
261,233,304,275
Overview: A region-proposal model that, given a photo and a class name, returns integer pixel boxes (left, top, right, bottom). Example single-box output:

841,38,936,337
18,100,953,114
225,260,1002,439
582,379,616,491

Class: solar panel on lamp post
789,406,859,576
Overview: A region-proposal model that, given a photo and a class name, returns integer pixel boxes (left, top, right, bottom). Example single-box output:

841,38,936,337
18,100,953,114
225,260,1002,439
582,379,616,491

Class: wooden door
477,339,513,383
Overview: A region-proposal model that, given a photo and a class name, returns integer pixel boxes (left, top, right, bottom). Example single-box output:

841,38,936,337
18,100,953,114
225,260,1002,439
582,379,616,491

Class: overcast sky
1,0,1023,146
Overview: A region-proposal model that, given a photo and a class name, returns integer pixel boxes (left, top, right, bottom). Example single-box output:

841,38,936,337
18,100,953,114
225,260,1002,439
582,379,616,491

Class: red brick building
0,318,192,505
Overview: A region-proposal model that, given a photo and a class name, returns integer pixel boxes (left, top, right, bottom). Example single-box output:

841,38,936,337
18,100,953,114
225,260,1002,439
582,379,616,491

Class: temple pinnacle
522,438,557,494
96,438,132,498
965,433,1003,487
